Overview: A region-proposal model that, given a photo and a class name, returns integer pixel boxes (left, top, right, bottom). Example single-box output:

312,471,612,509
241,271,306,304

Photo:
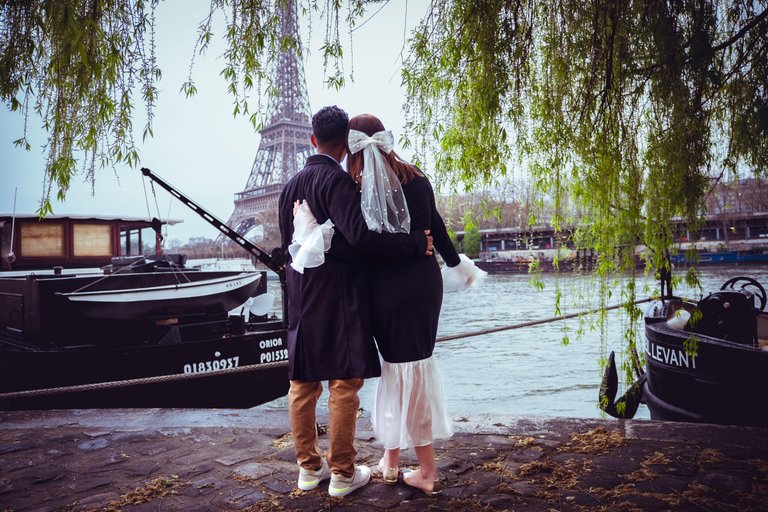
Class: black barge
0,170,290,410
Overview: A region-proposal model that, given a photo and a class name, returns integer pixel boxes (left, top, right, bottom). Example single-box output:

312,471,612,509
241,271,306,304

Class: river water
261,264,768,419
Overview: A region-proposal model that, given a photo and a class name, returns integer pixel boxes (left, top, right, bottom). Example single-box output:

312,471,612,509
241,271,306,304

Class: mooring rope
0,298,653,401
435,297,653,343
0,359,290,401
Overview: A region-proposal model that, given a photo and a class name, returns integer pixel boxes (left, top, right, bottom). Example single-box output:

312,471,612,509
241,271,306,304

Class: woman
346,114,479,496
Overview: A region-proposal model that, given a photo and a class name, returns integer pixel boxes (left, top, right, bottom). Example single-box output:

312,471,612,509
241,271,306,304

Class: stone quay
1,409,766,511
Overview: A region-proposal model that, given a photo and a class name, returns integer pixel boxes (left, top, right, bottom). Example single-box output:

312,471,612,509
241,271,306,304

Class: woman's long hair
346,114,423,189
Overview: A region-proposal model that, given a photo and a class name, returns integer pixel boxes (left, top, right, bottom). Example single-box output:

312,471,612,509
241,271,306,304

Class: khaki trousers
288,378,364,479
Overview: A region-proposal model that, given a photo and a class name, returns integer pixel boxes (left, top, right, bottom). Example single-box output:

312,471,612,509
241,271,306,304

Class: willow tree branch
711,7,768,53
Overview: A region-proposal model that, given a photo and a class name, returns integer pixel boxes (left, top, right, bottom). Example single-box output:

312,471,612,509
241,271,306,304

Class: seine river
262,264,768,419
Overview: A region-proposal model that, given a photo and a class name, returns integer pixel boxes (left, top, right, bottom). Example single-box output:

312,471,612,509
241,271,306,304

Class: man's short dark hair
312,106,348,145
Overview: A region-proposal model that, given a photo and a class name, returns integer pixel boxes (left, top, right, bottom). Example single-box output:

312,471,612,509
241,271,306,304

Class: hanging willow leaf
401,0,767,385
0,0,355,213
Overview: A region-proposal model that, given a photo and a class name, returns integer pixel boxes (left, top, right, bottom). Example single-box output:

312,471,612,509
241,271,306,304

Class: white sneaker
328,465,371,497
297,460,332,490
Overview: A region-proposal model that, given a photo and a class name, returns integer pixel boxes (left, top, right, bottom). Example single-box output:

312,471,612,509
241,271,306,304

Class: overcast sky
0,0,430,243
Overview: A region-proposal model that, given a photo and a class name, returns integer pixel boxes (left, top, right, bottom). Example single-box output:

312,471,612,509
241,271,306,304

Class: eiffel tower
224,0,313,243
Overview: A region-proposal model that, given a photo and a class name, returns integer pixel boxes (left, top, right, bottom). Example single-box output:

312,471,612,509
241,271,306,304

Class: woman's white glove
288,200,334,274
441,254,487,292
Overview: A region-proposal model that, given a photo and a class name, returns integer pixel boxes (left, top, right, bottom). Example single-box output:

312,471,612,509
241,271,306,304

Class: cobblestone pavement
1,409,767,512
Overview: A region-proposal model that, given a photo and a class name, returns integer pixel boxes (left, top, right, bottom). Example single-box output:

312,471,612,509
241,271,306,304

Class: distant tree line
165,236,253,260
436,176,768,259
160,176,768,262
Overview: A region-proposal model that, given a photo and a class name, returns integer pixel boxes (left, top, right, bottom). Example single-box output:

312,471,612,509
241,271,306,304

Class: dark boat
601,275,768,428
670,248,768,266
0,170,290,410
475,248,641,273
474,249,563,273
475,259,534,273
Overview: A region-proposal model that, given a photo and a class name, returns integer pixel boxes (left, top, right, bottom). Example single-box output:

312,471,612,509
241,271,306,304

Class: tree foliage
435,178,561,233
6,0,765,246
405,0,767,265
449,229,460,254
0,0,360,215
462,225,482,259
408,1,766,237
402,0,767,379
2,0,162,215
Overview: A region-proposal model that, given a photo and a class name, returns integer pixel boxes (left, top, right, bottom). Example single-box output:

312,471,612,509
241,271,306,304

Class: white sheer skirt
372,356,453,449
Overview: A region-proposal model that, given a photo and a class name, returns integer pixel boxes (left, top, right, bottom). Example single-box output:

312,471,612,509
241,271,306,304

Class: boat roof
0,268,105,278
0,214,183,225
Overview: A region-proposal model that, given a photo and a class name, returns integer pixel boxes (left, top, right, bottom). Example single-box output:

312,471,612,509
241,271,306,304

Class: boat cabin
0,214,182,271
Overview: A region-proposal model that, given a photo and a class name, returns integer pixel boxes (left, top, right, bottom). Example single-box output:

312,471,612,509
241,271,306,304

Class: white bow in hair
347,128,410,234
348,129,394,155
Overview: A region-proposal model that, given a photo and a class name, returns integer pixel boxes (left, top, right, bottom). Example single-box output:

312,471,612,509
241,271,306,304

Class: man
278,105,432,497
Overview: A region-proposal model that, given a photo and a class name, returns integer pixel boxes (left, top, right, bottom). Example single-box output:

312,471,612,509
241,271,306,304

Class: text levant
646,340,698,369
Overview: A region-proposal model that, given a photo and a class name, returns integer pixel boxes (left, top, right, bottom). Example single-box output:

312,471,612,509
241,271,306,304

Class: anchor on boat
599,351,646,419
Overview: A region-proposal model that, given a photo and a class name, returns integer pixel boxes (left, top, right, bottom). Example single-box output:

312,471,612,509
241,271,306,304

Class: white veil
348,129,411,234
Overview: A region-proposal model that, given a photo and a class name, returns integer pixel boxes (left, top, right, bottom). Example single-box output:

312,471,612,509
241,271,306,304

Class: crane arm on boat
140,168,285,281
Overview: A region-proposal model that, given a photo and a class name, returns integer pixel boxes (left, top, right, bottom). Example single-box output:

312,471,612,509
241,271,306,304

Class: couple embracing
278,106,481,498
